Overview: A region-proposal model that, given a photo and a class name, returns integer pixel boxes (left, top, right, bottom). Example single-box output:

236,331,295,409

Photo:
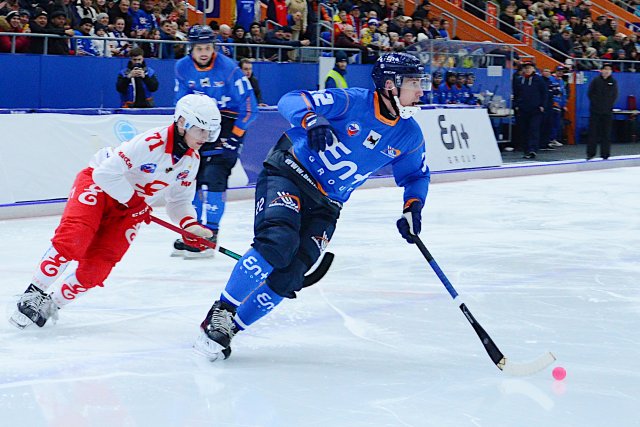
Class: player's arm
174,61,191,104
92,137,143,205
164,171,199,228
392,136,430,244
277,88,351,126
227,67,258,140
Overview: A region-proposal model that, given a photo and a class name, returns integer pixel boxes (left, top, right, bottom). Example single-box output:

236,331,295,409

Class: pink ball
552,366,567,381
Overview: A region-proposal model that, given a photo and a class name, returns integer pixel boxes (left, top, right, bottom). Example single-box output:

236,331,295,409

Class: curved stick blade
499,352,557,376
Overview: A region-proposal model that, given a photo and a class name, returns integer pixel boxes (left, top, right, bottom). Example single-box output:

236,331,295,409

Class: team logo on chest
214,81,225,87
140,163,157,173
346,122,361,137
176,170,190,180
363,130,382,149
200,77,211,87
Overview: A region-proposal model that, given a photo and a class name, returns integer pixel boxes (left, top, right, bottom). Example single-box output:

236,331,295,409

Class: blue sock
220,248,274,307
205,191,225,230
192,187,204,223
234,283,284,330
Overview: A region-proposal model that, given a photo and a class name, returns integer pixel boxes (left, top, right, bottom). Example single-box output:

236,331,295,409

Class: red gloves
182,220,215,250
123,193,152,225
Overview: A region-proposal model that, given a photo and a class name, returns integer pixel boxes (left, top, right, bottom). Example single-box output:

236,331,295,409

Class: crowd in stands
486,0,640,71
0,0,462,61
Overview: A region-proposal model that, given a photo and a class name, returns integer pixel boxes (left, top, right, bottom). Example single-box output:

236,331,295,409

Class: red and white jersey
90,124,200,227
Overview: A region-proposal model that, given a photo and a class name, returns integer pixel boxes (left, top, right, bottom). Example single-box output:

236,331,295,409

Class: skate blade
192,332,227,361
183,250,215,259
8,310,34,330
170,249,185,258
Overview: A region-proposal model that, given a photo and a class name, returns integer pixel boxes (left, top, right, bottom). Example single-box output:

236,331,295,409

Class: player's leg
47,211,140,319
194,169,303,360
10,168,107,329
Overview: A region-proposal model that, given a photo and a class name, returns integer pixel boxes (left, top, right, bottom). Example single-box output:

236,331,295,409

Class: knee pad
253,222,300,269
266,257,309,298
75,259,115,289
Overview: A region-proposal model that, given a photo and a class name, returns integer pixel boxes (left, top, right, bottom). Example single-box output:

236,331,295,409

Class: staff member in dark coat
587,62,618,160
512,60,547,159
116,47,159,108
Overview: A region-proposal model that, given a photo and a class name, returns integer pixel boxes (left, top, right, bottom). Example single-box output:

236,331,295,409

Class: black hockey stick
411,234,555,376
150,216,333,288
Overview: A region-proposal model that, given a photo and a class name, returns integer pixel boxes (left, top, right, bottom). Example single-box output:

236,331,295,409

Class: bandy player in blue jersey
193,52,432,361
173,25,258,258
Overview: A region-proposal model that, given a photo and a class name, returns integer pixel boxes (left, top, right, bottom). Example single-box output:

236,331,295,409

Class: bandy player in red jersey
9,94,222,329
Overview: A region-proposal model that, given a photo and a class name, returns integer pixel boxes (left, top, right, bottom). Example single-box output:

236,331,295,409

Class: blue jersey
174,52,258,138
278,88,430,205
438,83,461,104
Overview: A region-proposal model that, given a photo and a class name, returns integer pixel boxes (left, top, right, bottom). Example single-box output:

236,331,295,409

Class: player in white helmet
9,94,221,330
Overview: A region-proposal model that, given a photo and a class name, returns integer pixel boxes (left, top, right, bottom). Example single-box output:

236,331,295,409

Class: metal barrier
0,31,360,63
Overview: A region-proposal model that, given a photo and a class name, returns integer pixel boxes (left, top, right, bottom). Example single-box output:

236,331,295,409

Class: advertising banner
0,107,500,205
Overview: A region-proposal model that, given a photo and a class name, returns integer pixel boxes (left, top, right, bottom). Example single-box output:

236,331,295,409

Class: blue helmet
371,52,427,91
188,25,215,44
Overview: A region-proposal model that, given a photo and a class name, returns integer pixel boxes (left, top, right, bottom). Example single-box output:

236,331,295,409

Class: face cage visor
394,74,432,92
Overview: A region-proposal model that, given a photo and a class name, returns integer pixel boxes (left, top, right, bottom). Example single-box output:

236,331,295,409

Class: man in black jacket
29,9,74,55
512,60,547,159
587,62,618,160
116,47,159,108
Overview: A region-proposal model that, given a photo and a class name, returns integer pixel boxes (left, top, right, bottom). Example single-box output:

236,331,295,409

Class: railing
317,3,335,48
0,32,360,63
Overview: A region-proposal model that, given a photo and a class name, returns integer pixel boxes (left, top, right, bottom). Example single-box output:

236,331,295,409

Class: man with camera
116,47,159,108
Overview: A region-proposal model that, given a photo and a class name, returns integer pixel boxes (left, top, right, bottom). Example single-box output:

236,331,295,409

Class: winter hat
6,11,20,21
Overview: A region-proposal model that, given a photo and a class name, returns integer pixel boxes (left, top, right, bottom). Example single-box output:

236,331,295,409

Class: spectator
109,0,133,36
287,0,307,36
577,46,600,70
72,17,99,55
216,23,234,57
264,25,309,61
158,18,178,59
18,9,29,30
95,12,109,29
413,1,431,21
512,61,547,159
245,21,266,59
370,0,388,21
239,58,266,106
28,9,73,54
94,0,109,14
138,0,157,32
0,10,30,53
107,16,130,56
550,28,574,61
140,26,160,58
76,0,97,22
59,0,80,30
92,22,109,55
232,25,251,59
348,5,364,38
402,30,416,48
499,5,519,39
336,24,371,60
116,47,158,108
41,9,72,54
587,62,618,160
324,49,348,88
267,0,288,27
438,19,450,40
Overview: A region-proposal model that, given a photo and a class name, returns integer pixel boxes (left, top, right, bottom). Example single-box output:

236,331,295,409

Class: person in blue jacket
193,52,432,362
116,47,159,108
173,25,258,257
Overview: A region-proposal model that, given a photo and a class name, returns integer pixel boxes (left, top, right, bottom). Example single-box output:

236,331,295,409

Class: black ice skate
193,300,239,361
171,230,218,259
9,284,59,329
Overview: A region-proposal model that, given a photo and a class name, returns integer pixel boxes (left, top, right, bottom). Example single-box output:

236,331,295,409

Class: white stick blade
500,352,556,376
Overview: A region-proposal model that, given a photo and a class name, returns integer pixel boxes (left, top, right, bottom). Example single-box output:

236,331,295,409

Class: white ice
1,167,639,427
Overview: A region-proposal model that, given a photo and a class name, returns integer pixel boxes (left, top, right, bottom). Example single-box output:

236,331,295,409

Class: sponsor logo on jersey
268,192,301,213
381,146,401,159
311,231,330,252
181,180,192,187
214,81,225,87
114,120,137,142
118,151,133,169
363,130,382,149
200,77,211,87
140,163,157,173
346,122,361,137
176,170,190,180
188,80,196,89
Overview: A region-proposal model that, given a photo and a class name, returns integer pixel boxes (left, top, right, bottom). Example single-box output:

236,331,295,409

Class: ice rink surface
1,166,639,427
